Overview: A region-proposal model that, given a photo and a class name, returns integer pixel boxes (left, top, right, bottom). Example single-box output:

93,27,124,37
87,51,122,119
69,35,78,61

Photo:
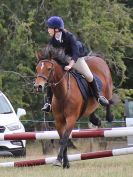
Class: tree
0,0,132,126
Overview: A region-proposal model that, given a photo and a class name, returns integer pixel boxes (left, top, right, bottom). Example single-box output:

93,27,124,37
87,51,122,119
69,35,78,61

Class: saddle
55,58,102,102
70,70,102,102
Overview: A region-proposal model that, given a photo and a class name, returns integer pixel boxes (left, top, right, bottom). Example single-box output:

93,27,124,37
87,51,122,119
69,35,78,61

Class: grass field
0,140,133,177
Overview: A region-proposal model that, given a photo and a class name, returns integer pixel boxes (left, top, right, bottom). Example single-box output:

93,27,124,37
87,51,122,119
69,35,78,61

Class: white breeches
72,57,93,82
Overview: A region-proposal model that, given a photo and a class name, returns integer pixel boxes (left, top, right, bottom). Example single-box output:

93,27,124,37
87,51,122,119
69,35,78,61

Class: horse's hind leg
89,112,101,127
106,100,114,122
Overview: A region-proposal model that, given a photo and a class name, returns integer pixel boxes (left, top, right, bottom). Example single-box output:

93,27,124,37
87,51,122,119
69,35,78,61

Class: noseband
36,60,68,87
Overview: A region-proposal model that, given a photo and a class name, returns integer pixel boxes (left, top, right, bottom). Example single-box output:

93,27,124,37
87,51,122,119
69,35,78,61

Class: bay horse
34,45,113,168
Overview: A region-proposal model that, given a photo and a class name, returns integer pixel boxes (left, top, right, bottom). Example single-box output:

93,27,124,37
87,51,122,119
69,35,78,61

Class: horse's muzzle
34,83,43,92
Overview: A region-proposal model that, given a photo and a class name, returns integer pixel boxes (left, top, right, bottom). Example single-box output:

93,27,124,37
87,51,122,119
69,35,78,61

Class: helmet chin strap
54,28,61,37
54,28,57,36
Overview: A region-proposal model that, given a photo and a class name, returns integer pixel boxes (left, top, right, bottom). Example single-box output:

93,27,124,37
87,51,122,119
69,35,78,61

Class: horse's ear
35,52,39,61
48,51,52,60
36,51,43,61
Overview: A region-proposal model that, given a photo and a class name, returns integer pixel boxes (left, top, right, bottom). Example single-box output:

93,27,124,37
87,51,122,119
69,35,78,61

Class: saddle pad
70,71,102,102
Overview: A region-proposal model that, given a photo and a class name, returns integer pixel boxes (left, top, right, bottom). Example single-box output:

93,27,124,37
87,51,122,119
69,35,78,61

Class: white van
0,91,26,156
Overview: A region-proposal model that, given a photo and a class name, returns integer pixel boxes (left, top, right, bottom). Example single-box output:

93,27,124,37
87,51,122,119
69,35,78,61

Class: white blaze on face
41,63,44,70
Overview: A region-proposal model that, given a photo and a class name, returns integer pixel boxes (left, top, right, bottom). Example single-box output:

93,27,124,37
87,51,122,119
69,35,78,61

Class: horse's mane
37,45,68,65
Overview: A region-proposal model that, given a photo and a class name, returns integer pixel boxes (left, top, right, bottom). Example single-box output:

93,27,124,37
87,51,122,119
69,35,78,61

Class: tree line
0,0,133,130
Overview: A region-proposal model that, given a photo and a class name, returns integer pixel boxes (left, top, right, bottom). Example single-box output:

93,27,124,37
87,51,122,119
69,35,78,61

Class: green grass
0,141,132,177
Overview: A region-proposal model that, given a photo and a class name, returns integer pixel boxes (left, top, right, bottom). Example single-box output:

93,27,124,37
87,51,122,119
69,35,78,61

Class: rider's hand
64,59,75,71
64,65,72,71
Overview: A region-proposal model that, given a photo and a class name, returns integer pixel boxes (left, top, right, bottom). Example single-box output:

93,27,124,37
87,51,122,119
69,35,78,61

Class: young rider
42,16,109,112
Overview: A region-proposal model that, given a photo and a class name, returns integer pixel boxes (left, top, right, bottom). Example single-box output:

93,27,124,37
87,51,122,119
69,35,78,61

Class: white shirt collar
55,32,62,42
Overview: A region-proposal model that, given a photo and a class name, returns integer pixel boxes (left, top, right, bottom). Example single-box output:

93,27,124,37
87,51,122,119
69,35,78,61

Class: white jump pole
1,127,133,140
0,146,133,167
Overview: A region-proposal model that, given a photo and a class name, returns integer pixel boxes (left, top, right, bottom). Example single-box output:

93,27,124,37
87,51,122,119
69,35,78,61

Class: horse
34,45,113,168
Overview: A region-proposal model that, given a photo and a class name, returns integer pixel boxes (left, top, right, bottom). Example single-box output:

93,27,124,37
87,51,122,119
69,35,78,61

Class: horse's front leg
63,146,70,168
57,117,77,168
53,110,78,168
54,131,70,167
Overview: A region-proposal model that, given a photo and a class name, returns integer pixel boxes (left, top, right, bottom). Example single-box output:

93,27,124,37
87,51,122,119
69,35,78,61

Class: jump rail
1,127,133,140
0,147,133,167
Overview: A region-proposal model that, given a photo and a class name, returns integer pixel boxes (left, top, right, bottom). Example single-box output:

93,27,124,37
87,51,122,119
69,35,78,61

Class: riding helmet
47,16,64,29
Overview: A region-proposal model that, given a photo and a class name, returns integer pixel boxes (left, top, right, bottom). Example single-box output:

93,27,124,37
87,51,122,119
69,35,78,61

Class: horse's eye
47,68,52,71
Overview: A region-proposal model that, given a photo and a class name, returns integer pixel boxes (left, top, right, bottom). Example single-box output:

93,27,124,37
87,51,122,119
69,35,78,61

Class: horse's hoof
106,114,114,122
63,163,70,169
53,159,62,167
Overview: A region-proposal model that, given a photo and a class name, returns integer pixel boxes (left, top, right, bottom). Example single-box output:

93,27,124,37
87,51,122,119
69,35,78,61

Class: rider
41,16,109,112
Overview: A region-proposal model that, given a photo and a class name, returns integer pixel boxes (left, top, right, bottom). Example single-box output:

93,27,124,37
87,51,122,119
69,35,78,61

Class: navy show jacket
49,31,89,62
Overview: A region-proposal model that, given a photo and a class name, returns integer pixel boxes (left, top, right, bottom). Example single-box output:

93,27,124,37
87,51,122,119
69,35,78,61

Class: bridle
36,60,68,87
36,59,71,118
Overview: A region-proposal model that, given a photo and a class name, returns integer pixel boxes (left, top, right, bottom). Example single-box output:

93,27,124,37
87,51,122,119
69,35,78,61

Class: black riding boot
89,78,109,106
41,87,52,112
